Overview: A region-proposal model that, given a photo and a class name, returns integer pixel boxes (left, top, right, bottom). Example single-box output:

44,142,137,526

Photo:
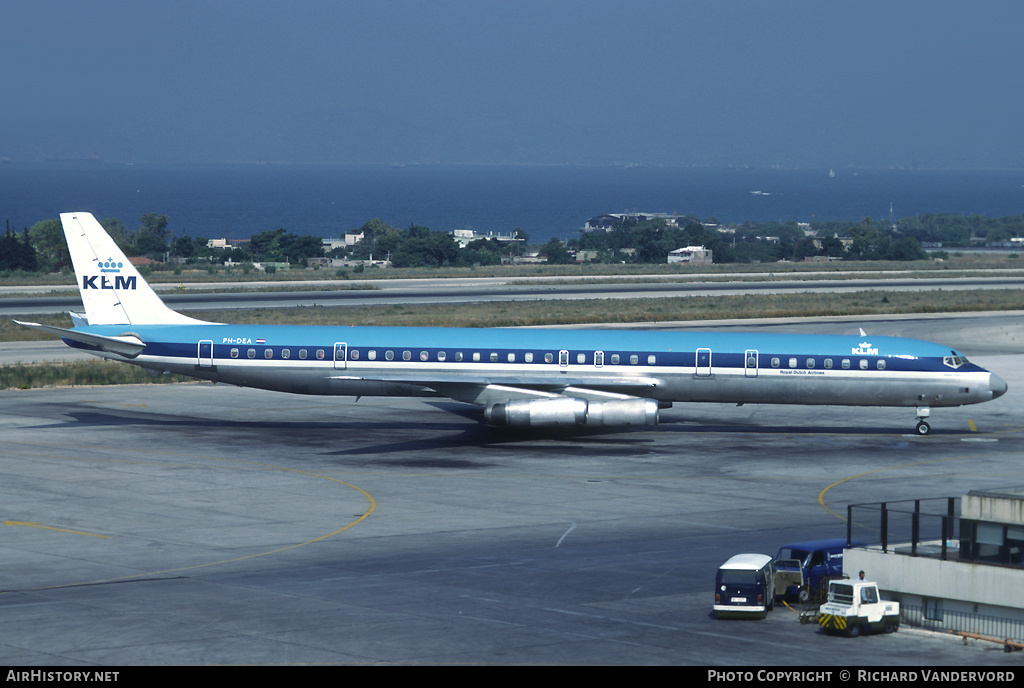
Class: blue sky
2,1,1022,169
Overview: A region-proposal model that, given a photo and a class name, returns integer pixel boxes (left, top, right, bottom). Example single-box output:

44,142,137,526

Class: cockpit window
943,355,969,369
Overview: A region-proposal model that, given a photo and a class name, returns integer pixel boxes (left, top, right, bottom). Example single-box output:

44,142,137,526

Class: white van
714,553,775,619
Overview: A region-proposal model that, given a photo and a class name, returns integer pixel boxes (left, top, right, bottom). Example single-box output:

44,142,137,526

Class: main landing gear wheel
916,421,931,436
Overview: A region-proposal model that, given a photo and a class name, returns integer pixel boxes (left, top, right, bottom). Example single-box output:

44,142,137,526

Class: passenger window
473,352,481,362
746,356,756,368
630,354,638,365
559,350,569,366
403,351,411,361
771,357,780,368
367,350,376,361
806,358,815,368
577,353,586,364
247,348,255,359
385,350,394,361
282,349,291,359
842,359,850,370
230,348,239,359
490,352,498,362
824,358,833,369
525,352,533,363
877,360,886,370
544,352,554,363
507,353,515,363
265,348,274,359
438,351,446,362
420,351,428,361
595,351,604,367
860,359,868,370
647,355,656,365
789,358,797,368
299,349,307,360
611,354,620,365
316,349,325,360
455,352,463,361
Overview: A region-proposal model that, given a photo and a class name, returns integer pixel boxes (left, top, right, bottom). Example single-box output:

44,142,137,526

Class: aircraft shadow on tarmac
20,401,953,470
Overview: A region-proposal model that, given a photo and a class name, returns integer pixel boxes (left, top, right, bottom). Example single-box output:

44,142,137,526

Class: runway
4,273,1024,316
1,315,1022,665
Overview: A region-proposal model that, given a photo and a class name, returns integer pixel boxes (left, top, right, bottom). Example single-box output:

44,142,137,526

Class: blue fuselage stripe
70,324,976,375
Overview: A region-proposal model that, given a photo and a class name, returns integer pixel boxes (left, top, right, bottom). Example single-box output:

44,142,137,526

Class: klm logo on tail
82,258,137,290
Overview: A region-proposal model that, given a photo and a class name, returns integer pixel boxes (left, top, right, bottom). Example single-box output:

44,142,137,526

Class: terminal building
842,487,1024,642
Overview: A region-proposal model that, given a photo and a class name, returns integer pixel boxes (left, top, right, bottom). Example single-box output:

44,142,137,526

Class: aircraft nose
990,373,1008,400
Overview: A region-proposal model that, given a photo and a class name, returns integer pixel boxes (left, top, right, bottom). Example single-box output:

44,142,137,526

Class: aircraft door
696,348,712,377
197,340,214,368
745,349,758,378
333,342,347,370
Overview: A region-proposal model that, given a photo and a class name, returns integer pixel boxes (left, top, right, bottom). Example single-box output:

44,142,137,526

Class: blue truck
773,538,859,603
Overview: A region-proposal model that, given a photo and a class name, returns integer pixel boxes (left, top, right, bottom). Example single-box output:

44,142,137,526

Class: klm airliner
16,212,1007,434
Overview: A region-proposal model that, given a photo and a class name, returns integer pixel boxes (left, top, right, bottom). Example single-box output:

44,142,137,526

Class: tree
541,238,573,264
817,236,844,258
29,218,69,271
100,218,130,252
131,213,171,257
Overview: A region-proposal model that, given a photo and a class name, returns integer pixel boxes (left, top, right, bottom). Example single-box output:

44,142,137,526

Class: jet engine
485,397,658,428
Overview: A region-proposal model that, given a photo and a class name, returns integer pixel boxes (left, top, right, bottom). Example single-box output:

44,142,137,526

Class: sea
1,162,1023,244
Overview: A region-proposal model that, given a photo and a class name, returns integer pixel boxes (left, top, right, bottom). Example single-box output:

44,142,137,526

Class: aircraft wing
329,369,663,401
329,370,665,426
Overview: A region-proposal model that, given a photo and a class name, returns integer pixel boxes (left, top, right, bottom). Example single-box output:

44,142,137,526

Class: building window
924,597,943,622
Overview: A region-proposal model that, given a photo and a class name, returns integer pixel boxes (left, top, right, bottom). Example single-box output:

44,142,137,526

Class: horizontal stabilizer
14,320,145,358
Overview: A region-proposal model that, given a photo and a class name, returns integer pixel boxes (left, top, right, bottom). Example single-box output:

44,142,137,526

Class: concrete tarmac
1,317,1023,665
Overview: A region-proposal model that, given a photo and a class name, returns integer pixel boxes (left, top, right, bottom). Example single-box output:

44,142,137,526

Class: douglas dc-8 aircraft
16,212,1007,434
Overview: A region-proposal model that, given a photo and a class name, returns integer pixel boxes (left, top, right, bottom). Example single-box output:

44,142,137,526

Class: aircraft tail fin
60,212,208,326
